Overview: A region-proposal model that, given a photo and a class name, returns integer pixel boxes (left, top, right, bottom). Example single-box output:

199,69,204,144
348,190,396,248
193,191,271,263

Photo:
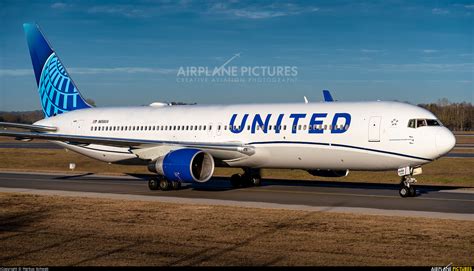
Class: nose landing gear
398,166,421,197
399,175,417,197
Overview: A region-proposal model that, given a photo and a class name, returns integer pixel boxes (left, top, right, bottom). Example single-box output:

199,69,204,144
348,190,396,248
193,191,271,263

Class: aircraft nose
435,128,456,157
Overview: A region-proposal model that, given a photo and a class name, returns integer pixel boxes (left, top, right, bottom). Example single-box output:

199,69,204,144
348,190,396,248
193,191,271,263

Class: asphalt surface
0,142,472,157
0,142,63,149
0,171,472,216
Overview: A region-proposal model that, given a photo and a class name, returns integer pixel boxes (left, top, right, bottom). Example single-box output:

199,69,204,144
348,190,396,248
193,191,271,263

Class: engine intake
307,169,349,178
148,148,215,183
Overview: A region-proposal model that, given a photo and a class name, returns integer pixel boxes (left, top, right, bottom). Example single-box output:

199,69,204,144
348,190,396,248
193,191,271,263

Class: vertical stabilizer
23,23,91,118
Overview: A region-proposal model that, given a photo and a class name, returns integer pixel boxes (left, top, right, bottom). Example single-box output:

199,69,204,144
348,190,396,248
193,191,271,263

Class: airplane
0,23,456,197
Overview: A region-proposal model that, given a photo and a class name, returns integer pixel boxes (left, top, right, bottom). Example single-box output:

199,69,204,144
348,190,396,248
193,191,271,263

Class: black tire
230,174,242,188
399,186,409,198
171,181,181,190
408,186,416,197
148,178,159,190
159,179,170,191
250,176,262,186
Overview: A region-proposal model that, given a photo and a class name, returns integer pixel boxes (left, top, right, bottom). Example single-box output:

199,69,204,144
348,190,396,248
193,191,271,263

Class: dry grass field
1,192,473,266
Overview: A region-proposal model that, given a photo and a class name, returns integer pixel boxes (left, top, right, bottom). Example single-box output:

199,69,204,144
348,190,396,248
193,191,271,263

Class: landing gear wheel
399,186,409,198
171,181,181,190
230,174,242,188
408,186,416,197
399,174,418,198
148,178,159,190
250,175,262,186
159,179,171,191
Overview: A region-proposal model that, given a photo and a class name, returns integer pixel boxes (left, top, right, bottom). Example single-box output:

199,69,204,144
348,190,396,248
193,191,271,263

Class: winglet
322,90,334,102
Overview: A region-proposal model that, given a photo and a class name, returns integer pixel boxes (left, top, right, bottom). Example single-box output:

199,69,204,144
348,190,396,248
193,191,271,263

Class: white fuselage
35,101,455,171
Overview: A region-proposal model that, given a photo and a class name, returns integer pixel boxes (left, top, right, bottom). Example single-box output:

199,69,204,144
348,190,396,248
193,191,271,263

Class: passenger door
368,116,381,142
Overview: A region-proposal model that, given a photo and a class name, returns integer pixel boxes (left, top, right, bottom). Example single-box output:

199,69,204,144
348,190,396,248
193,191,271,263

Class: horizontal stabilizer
0,122,57,132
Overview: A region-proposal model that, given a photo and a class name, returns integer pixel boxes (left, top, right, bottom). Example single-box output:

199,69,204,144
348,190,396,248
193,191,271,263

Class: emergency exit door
368,116,381,142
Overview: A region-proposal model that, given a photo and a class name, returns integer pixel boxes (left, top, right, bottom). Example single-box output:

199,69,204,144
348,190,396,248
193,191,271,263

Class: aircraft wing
0,130,255,155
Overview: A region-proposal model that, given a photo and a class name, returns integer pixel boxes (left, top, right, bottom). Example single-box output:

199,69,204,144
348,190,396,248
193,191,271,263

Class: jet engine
148,148,215,183
307,169,349,178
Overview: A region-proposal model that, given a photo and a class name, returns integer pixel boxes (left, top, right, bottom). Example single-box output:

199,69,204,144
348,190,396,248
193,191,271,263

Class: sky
0,0,473,111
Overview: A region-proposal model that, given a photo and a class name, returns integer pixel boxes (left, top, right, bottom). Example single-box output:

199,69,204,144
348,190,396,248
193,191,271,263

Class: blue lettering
331,113,351,134
229,114,248,133
251,114,272,133
309,113,327,134
275,114,284,134
289,113,306,134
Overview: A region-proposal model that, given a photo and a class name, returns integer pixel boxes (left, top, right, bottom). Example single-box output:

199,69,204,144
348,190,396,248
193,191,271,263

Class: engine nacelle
307,169,349,178
148,148,215,183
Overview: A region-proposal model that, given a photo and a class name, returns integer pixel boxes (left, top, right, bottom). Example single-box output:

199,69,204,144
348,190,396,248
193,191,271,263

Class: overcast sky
0,0,473,111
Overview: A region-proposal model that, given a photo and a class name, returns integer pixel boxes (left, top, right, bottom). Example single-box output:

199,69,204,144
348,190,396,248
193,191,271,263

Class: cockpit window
417,119,427,128
426,119,442,126
408,119,442,128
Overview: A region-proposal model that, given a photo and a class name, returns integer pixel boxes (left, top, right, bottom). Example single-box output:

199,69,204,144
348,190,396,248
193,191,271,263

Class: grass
0,192,472,266
0,147,472,187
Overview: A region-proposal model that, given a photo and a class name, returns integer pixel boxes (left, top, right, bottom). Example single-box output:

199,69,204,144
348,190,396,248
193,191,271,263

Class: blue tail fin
23,23,91,118
322,90,334,102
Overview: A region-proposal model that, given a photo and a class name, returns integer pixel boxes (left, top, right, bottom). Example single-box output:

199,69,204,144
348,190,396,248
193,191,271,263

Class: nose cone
435,128,456,157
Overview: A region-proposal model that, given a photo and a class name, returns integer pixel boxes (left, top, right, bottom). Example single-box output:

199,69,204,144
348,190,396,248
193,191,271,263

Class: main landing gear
399,175,417,197
230,168,262,188
148,176,181,191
